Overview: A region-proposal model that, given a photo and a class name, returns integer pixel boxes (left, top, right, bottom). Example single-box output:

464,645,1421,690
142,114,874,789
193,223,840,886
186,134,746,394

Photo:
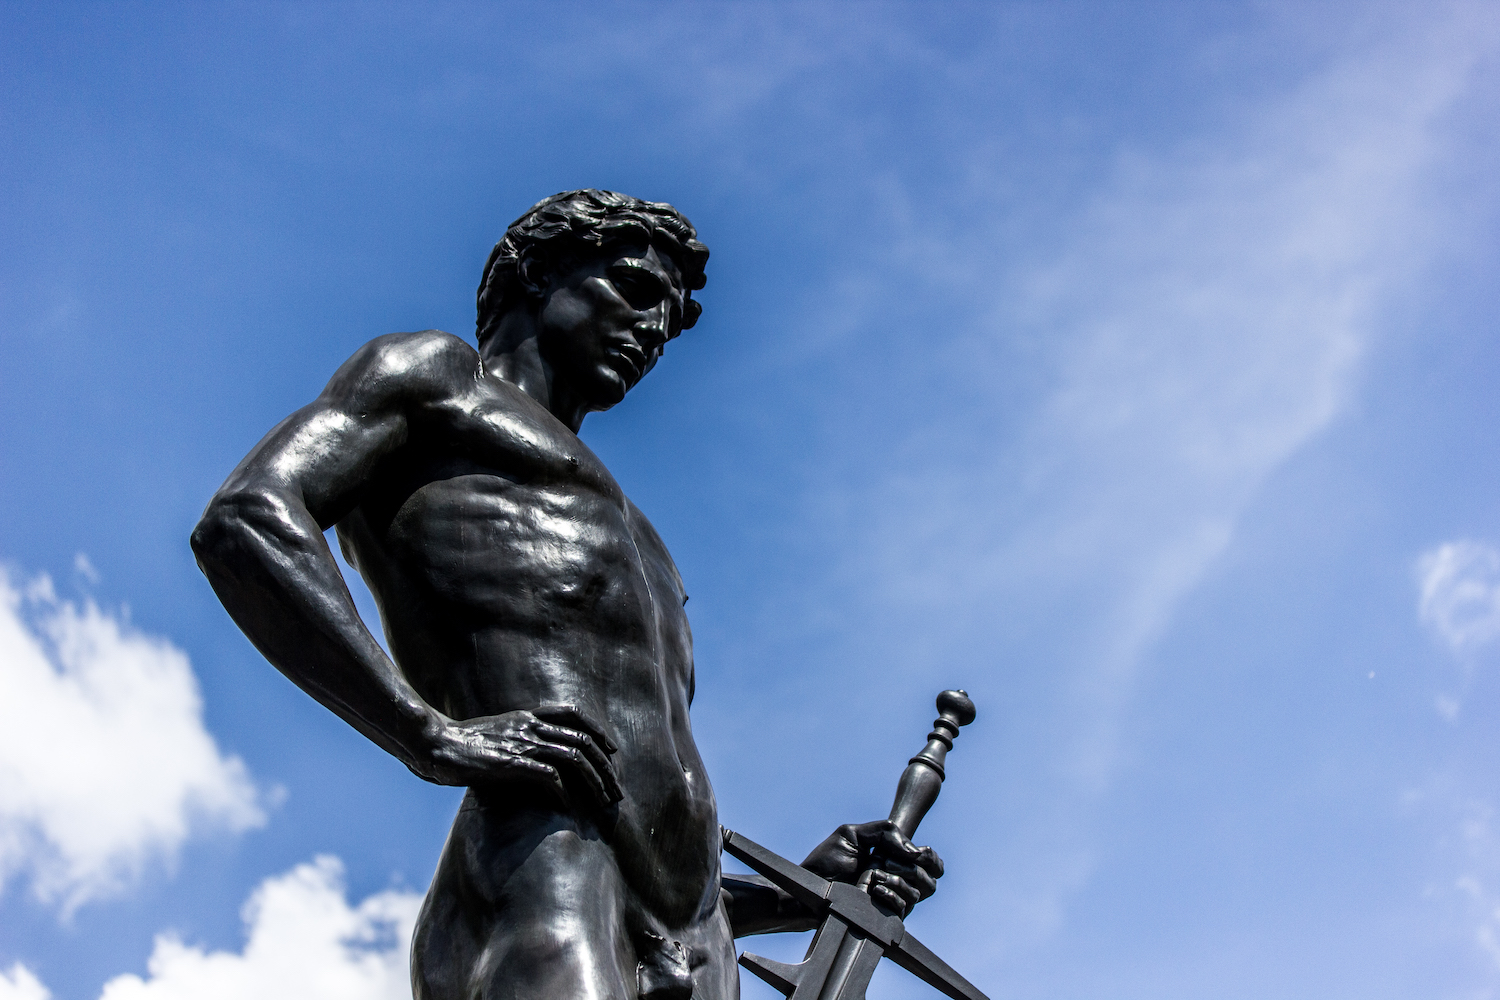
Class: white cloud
97,856,420,1000
0,566,266,915
1419,540,1500,656
0,964,50,1000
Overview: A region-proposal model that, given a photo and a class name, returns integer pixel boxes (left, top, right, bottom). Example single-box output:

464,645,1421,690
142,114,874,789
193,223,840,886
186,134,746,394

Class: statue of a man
192,190,943,999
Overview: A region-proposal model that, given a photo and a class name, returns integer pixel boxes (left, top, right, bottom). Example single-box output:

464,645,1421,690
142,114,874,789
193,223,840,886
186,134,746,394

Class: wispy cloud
808,3,1499,963
1419,540,1500,658
0,566,266,915
995,5,1486,770
1408,778,1500,982
1459,803,1500,973
1413,538,1500,974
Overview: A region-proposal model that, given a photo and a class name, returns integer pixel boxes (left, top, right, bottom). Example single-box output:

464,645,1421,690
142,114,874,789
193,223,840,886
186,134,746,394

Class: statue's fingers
915,845,944,880
875,869,923,905
893,880,924,909
536,722,623,802
847,819,903,849
869,883,907,915
866,874,916,916
533,704,619,753
878,860,937,900
507,756,569,803
880,840,944,880
864,822,928,866
533,742,614,809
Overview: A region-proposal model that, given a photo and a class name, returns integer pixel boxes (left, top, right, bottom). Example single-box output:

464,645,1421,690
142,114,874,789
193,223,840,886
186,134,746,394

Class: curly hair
476,189,710,348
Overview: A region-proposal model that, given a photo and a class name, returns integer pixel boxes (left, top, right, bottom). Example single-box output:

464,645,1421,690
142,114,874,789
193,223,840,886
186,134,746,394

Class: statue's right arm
191,332,446,774
721,873,819,937
190,331,621,806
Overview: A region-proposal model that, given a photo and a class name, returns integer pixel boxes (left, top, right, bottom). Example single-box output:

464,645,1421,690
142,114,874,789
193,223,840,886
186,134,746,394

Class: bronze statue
191,190,947,999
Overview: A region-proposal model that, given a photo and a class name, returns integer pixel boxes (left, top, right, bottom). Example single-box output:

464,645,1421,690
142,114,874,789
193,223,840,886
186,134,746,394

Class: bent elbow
191,494,245,574
190,489,296,575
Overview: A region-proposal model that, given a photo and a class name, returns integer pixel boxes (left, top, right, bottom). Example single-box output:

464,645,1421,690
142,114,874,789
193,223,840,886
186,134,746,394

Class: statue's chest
363,385,687,619
431,384,621,500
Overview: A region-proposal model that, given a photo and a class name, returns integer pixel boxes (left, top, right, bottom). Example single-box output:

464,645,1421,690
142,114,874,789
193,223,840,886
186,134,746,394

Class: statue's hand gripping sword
724,690,987,1000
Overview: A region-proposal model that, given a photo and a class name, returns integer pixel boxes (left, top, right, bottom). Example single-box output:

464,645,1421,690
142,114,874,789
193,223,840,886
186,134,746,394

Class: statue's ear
516,253,549,298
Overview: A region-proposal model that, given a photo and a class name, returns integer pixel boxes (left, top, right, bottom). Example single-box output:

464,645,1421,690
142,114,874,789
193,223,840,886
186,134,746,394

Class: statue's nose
635,305,670,347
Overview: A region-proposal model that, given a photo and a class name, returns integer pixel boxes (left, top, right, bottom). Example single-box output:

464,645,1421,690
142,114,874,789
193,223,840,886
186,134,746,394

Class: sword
726,689,986,1000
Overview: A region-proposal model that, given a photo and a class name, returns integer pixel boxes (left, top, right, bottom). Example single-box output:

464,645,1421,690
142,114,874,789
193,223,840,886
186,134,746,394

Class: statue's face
537,243,686,410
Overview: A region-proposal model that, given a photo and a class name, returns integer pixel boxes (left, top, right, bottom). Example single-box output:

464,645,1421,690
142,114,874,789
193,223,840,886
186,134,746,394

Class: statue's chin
581,368,630,411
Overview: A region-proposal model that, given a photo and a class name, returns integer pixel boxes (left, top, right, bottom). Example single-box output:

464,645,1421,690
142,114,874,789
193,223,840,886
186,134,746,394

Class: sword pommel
887,689,976,839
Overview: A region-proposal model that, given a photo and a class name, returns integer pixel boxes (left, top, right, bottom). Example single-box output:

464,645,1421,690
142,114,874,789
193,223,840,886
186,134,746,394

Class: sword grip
887,689,976,839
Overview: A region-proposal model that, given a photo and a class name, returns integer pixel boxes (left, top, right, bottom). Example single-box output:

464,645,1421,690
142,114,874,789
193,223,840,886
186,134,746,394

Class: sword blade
819,932,884,1000
740,915,851,1000
887,929,991,1000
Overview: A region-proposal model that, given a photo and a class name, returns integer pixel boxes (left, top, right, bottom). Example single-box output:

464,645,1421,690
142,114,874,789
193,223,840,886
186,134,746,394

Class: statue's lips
606,344,646,384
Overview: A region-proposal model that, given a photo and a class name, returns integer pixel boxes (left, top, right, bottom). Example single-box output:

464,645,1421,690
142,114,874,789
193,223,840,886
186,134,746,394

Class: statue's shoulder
326,330,481,410
344,329,478,384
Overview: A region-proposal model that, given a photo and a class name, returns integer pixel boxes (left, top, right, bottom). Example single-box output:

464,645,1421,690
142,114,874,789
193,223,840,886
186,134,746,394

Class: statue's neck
480,312,589,433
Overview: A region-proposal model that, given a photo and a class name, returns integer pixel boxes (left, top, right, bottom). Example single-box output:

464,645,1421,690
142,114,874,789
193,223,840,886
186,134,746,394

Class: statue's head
476,189,709,352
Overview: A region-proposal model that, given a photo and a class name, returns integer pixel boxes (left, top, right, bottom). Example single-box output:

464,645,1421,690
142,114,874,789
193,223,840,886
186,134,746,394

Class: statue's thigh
413,796,633,1000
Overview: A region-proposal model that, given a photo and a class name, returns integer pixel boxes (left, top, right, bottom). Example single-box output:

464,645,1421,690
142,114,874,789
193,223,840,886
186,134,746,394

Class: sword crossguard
726,829,988,1000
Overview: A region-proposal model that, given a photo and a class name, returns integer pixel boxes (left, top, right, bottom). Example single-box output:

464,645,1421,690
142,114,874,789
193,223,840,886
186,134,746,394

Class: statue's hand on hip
410,704,623,810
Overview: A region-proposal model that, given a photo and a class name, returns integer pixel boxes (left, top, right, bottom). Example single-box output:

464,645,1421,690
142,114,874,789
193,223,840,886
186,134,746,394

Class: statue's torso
335,367,721,927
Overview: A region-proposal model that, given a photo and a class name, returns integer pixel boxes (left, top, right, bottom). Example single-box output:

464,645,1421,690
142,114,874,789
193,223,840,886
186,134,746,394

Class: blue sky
1,3,1498,998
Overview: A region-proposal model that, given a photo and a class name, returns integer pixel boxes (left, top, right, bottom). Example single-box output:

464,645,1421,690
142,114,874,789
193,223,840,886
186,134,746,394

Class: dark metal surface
730,690,986,1000
191,190,961,999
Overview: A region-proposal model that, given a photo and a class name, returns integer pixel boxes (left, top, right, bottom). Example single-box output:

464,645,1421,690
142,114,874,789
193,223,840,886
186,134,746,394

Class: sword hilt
730,688,990,1000
887,689,976,839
